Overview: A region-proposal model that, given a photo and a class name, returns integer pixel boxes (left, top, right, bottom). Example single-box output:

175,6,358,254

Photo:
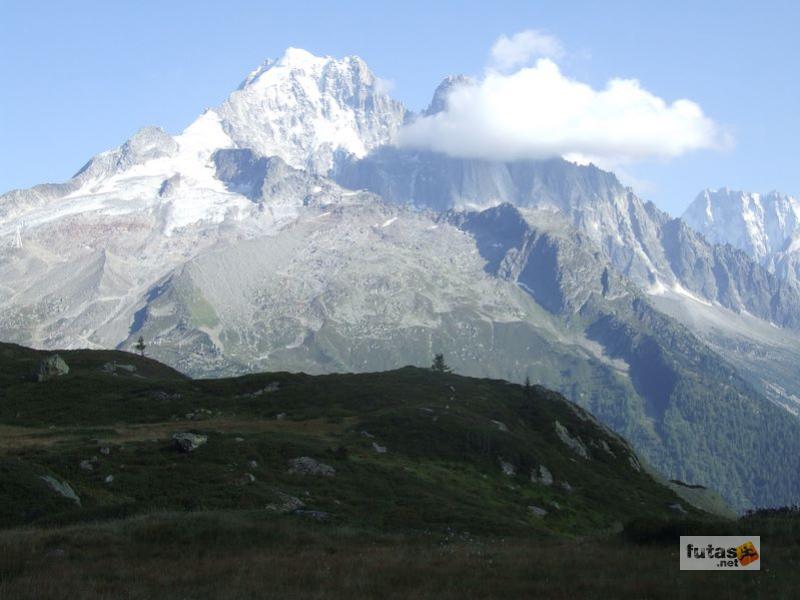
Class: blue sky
1,0,798,215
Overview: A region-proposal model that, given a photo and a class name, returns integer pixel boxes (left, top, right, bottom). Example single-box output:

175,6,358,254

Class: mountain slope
336,149,800,330
452,203,800,509
0,342,705,534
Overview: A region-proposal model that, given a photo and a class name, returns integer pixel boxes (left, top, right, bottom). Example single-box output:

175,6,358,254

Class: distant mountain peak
683,187,800,263
218,48,407,173
424,74,474,116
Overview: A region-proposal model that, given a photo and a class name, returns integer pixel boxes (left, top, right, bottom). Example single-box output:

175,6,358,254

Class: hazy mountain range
3,48,800,509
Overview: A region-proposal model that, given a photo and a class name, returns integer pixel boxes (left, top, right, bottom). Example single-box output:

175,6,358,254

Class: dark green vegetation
0,342,696,533
2,342,795,598
0,509,797,599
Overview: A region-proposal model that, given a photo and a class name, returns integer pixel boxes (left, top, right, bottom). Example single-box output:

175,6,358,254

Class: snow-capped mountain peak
682,187,800,261
217,47,407,173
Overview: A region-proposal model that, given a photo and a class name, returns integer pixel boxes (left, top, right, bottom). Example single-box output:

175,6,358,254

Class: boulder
531,464,553,486
499,459,516,477
554,421,589,459
288,456,335,477
529,505,548,518
236,473,256,485
101,362,137,374
39,475,80,506
79,460,94,472
372,442,387,454
491,420,509,432
34,355,69,382
669,502,688,515
172,432,208,453
265,491,306,513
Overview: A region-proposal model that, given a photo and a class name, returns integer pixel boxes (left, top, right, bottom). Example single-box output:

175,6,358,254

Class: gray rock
236,473,256,485
102,362,137,374
499,459,516,477
628,455,642,472
265,491,306,513
34,354,69,382
288,456,335,477
104,475,114,484
40,475,80,505
360,430,375,438
241,382,281,398
491,419,509,432
528,505,548,518
275,412,287,420
372,442,387,454
79,460,94,472
247,460,259,469
554,421,589,459
560,481,574,493
172,432,208,453
669,502,688,515
596,439,615,457
158,173,181,198
99,446,111,456
531,464,553,486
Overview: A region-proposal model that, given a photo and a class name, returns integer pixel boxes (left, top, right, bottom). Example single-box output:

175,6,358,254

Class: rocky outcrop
554,421,589,459
288,456,335,477
265,491,306,513
34,354,69,382
531,465,554,486
172,432,208,453
39,475,80,506
528,505,548,518
499,459,516,477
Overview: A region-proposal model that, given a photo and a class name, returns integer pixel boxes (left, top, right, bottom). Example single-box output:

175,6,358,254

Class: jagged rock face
337,150,800,330
683,188,800,262
34,354,69,382
424,75,474,116
336,149,673,289
683,188,800,288
217,48,407,173
74,126,179,181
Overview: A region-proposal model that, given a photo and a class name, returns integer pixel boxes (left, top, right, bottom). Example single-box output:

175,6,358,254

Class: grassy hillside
0,342,701,534
7,343,797,598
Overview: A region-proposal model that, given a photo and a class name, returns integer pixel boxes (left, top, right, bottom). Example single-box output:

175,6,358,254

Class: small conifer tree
431,353,452,373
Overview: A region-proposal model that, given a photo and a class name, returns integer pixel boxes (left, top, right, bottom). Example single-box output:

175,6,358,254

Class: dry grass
0,512,794,600
0,417,354,451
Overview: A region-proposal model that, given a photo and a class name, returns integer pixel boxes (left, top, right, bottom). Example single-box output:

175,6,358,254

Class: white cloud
490,30,563,71
397,56,730,166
